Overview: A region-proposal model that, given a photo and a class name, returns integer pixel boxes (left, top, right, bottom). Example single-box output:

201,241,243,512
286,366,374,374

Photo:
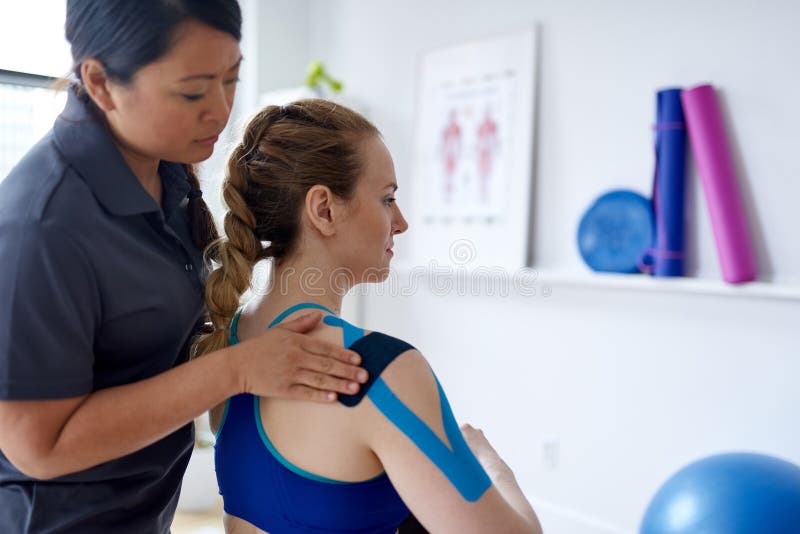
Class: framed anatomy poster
411,27,537,271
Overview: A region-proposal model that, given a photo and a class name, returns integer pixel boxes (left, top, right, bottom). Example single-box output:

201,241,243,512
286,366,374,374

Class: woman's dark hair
65,0,243,252
66,0,242,84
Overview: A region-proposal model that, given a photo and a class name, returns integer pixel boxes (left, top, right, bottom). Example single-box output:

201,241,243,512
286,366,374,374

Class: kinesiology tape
324,315,492,502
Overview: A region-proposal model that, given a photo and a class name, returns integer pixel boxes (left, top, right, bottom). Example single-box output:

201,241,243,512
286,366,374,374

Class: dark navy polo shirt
0,89,207,533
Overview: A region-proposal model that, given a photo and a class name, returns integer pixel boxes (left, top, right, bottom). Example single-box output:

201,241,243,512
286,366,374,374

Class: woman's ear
304,185,338,237
80,59,116,112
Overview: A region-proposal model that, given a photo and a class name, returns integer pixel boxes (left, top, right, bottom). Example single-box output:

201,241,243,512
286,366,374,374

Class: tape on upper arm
322,315,491,502
367,375,491,502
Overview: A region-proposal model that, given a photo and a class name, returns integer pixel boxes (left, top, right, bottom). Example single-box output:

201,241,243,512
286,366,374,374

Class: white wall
0,1,70,77
306,0,800,283
199,0,310,227
251,1,800,532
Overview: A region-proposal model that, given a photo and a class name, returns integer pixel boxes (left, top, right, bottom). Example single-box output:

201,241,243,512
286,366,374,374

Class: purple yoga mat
681,84,757,283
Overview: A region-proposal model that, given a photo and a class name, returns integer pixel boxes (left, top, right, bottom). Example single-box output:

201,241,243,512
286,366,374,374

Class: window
0,71,66,181
0,1,71,182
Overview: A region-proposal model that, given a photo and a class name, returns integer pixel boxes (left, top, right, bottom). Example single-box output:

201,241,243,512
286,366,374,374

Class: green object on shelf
304,61,343,94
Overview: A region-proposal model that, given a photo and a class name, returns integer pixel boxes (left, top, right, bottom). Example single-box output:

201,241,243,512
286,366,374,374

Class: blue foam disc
577,189,654,273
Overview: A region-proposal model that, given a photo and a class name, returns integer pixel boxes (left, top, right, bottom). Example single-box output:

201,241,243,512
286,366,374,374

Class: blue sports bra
213,302,490,533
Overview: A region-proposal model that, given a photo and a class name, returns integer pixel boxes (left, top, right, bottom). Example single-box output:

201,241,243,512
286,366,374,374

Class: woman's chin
354,266,392,285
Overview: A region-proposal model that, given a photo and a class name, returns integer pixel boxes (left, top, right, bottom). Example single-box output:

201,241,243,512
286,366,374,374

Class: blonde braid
191,111,281,358
191,101,379,358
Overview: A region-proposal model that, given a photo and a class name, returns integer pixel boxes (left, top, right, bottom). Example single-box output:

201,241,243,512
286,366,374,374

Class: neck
108,125,162,204
122,149,161,203
253,254,350,323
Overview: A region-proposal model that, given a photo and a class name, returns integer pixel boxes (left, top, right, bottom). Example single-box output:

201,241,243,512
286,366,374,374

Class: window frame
0,68,59,90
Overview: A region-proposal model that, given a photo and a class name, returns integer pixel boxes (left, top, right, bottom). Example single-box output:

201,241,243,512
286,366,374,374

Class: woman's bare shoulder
356,344,446,445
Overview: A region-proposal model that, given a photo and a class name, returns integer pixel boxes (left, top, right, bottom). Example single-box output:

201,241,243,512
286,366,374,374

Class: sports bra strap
268,302,336,328
228,301,491,504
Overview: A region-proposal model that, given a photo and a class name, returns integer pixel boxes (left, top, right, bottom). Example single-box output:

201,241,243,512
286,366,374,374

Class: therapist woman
0,1,367,532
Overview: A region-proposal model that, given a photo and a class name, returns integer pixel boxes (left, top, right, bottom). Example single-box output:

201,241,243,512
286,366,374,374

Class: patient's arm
460,423,540,528
360,350,542,534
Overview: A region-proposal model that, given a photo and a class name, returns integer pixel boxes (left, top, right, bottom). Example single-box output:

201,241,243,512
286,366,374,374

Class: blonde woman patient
193,100,541,534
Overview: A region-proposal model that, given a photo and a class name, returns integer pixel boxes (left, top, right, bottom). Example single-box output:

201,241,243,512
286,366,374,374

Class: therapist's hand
231,311,368,403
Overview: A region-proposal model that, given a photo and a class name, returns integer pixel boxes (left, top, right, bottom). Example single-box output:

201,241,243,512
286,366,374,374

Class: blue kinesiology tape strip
367,377,492,502
268,302,335,328
323,315,365,349
324,316,414,408
324,313,492,502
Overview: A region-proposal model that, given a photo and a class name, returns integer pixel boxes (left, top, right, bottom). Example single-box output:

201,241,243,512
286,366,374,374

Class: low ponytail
183,163,220,252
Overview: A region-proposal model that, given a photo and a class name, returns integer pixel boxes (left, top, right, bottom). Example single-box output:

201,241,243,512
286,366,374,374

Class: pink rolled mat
681,84,757,283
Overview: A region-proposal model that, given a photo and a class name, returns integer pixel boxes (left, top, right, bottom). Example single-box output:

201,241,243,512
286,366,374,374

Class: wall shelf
388,262,800,302
535,270,800,302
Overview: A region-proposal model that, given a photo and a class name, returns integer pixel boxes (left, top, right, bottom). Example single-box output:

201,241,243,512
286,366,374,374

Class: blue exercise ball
640,453,800,534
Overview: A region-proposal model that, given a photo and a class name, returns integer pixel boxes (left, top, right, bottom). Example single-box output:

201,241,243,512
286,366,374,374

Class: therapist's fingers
286,384,339,403
243,312,367,403
301,339,366,373
293,368,362,397
276,313,363,366
299,352,368,384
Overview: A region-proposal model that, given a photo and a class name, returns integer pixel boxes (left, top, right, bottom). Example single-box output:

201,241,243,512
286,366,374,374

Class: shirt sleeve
0,220,99,399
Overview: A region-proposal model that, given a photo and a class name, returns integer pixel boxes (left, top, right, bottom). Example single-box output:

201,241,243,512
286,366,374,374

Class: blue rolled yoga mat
651,88,687,276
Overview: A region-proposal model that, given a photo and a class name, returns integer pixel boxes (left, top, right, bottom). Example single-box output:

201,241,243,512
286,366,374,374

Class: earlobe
80,59,116,112
305,185,337,237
